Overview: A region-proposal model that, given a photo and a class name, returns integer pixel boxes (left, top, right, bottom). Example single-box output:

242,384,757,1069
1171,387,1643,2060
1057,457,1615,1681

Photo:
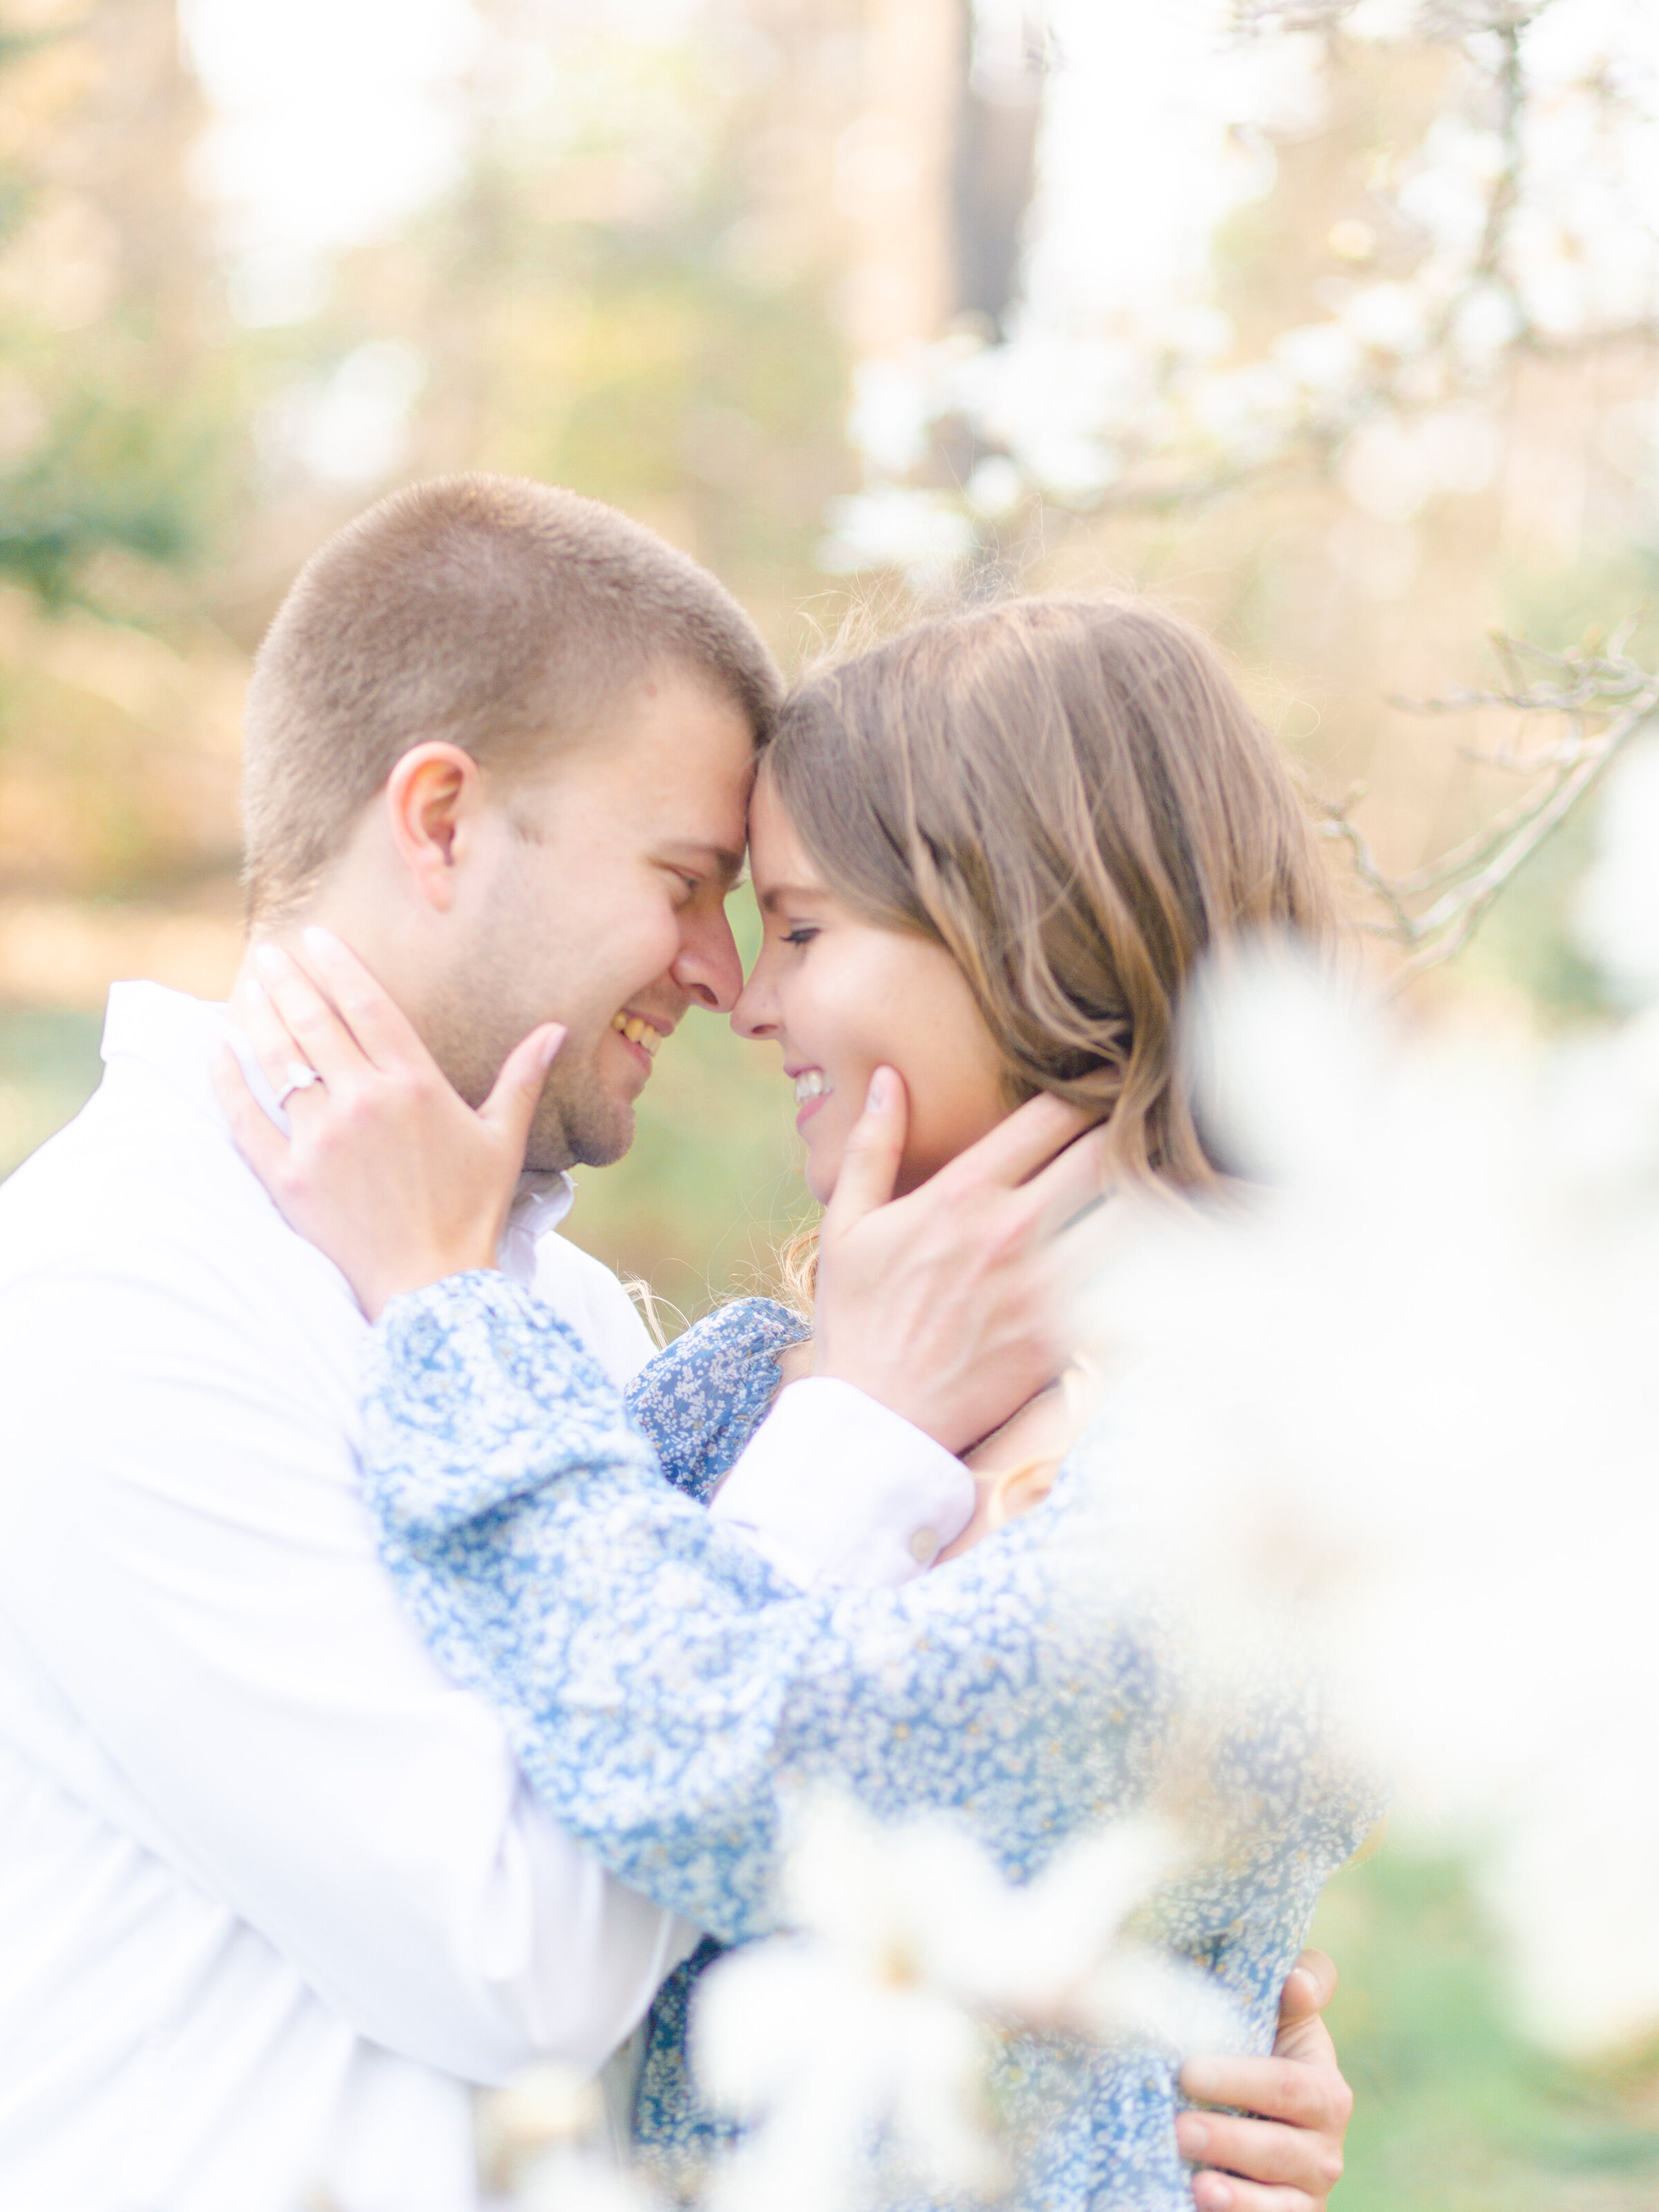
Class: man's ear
384,743,484,913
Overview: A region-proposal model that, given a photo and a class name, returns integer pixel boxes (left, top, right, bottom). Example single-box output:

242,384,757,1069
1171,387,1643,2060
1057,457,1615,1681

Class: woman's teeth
611,1013,664,1059
794,1069,830,1106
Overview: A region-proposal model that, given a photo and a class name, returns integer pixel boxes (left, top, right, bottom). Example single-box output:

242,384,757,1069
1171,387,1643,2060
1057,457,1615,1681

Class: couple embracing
0,475,1369,2212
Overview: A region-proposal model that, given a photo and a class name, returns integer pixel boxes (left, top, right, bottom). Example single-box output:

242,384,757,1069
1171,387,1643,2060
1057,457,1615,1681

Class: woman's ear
384,744,483,913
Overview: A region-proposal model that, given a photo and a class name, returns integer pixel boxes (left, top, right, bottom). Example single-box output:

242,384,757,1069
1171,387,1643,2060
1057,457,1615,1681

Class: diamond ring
275,1062,324,1109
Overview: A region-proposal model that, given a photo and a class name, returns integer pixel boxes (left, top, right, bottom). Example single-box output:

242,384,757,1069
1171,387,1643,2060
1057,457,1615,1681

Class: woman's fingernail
1193,2177,1232,2212
252,942,289,980
301,924,340,957
540,1025,566,1067
865,1069,890,1112
1175,2116,1209,2157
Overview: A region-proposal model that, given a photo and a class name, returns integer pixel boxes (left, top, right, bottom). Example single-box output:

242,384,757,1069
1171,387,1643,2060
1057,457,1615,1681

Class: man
0,476,1348,2211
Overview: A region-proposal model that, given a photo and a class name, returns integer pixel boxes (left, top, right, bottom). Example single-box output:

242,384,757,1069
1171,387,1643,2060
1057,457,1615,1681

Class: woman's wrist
362,1254,501,1324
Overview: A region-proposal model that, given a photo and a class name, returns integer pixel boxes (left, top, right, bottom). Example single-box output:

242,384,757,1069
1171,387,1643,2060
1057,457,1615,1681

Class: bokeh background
3,0,1659,2200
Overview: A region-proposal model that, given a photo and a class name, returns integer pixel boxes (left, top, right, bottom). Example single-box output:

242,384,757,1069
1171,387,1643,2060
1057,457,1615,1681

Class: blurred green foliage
0,382,232,610
1314,1848,1659,2210
0,1002,101,1171
0,6,247,617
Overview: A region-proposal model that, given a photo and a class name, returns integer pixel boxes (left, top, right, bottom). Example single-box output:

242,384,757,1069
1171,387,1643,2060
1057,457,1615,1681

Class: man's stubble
418,884,637,1176
527,1041,635,1173
424,976,635,1174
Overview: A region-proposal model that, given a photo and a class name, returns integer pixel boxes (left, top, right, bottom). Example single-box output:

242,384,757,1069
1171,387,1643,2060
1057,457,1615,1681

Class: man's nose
674,905,744,1013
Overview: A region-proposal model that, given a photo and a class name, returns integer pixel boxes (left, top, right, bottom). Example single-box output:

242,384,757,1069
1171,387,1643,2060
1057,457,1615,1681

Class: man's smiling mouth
610,1012,664,1059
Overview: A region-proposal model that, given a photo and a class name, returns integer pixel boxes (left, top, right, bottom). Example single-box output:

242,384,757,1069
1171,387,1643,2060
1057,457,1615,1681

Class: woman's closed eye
782,925,819,948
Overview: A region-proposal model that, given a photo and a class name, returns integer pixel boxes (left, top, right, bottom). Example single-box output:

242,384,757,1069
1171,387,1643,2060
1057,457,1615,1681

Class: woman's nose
731,961,777,1040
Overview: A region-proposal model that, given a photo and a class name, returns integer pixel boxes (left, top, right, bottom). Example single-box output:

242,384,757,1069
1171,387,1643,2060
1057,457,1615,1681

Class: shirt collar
514,1168,576,1233
499,1168,576,1283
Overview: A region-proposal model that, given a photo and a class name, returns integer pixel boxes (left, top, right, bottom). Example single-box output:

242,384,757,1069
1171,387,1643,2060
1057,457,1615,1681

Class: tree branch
1322,639,1659,982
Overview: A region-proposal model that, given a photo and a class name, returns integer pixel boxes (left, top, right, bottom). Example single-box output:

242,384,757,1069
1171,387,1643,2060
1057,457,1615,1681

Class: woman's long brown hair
768,592,1337,1201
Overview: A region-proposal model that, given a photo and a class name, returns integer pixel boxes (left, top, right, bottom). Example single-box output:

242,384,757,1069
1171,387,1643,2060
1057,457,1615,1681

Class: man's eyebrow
664,841,747,888
757,879,826,915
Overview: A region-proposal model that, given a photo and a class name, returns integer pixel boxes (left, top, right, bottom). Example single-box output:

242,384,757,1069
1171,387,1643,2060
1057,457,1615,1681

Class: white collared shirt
0,984,972,2212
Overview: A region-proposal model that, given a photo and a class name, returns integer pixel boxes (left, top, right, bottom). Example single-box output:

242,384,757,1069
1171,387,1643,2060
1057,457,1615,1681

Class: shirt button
908,1526,939,1564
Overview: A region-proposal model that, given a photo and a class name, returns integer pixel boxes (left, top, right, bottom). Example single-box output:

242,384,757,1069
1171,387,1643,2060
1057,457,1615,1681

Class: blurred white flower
965,456,1025,517
1339,281,1430,358
257,341,427,489
1273,321,1365,396
1575,735,1659,1002
697,1930,996,2212
1449,281,1526,373
846,356,937,478
1072,940,1659,2052
478,2059,662,2212
1190,363,1300,456
816,490,976,583
692,1798,1233,2212
1164,305,1236,365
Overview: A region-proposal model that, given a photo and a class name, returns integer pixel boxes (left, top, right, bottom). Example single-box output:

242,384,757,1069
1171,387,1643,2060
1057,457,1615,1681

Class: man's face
427,669,756,1173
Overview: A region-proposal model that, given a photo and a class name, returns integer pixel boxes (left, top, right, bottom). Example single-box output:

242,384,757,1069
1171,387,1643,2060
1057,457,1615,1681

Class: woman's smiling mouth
791,1067,832,1127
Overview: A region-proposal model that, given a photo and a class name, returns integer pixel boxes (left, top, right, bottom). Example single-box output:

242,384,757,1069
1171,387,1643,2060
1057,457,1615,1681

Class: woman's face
733,769,1011,1203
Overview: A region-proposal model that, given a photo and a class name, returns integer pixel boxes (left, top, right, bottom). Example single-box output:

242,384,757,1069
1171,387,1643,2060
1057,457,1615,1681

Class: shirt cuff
708,1378,975,1591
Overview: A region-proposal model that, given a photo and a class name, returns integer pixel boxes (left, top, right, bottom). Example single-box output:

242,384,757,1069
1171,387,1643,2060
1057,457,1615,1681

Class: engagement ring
276,1063,324,1108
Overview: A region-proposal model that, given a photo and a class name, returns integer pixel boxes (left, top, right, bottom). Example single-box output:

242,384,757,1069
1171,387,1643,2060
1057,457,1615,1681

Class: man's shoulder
0,1053,355,1343
0,1073,189,1261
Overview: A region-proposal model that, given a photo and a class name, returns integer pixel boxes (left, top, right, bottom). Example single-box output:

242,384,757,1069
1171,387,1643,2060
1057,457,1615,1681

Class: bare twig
1322,636,1659,982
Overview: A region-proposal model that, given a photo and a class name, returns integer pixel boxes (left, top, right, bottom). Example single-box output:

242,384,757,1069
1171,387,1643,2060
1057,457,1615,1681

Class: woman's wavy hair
768,592,1337,1201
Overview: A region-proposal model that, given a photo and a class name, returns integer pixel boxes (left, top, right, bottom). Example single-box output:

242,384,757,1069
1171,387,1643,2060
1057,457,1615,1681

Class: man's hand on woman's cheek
1174,1949,1352,2212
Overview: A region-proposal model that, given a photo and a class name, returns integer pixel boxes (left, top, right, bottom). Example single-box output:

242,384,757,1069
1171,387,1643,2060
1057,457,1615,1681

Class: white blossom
816,490,977,585
480,2061,664,2212
691,1798,1237,2212
1574,735,1659,1002
827,1,1659,569
1070,939,1659,2052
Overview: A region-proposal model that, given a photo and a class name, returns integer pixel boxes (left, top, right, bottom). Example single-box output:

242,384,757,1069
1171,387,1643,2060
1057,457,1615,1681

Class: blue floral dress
359,1279,1376,2209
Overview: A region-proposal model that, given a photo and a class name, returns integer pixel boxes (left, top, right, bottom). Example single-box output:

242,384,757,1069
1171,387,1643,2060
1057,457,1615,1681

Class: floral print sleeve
360,1273,1376,2209
622,1296,809,1503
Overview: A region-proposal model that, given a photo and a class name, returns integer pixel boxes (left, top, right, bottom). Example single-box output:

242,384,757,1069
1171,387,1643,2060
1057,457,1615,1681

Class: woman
226,594,1371,2207
723,591,1335,1544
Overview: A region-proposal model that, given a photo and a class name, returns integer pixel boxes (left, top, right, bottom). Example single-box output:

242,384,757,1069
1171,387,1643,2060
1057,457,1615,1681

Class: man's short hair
242,474,782,924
